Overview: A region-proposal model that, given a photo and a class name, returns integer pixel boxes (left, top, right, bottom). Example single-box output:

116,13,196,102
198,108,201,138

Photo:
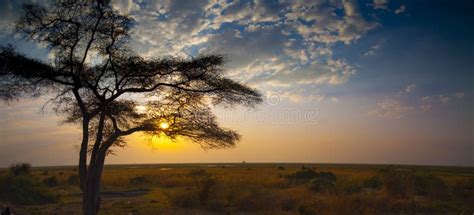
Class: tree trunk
83,178,101,215
82,165,102,215
82,130,115,215
79,117,89,191
80,112,119,214
82,151,107,215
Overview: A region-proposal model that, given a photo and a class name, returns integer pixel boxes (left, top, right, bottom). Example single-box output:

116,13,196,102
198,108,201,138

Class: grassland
1,163,473,214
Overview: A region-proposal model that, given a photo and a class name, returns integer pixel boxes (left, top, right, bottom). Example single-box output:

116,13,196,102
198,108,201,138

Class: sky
0,0,473,167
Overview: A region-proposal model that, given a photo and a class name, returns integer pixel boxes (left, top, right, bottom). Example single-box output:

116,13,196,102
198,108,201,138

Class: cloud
289,0,378,45
369,98,414,119
396,83,416,96
439,95,451,104
404,84,416,93
111,0,140,15
395,5,407,14
420,92,465,112
373,0,389,10
0,0,383,104
420,96,434,112
172,0,374,103
0,0,42,34
266,87,326,103
455,92,465,99
364,43,381,56
371,84,466,118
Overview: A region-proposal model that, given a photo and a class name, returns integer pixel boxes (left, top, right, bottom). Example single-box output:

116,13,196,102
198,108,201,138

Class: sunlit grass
2,164,473,214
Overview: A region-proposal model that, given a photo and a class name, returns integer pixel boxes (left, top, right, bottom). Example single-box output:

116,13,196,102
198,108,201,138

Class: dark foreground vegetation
1,163,473,214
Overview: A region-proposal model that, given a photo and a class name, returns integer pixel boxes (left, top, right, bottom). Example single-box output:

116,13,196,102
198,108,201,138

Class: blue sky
0,0,472,166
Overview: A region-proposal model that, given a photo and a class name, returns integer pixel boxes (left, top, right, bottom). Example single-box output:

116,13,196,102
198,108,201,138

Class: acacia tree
0,1,261,214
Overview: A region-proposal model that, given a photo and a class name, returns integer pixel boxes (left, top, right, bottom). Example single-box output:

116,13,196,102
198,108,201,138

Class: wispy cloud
364,43,382,56
420,92,465,112
370,84,465,119
397,83,416,96
369,98,414,119
395,5,407,14
106,0,382,103
372,0,389,10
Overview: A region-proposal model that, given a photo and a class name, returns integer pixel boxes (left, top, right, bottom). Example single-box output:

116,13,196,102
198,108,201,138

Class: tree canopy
0,1,262,150
0,2,261,213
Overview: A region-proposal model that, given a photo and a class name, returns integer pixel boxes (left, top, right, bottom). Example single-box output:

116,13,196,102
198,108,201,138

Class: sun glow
146,135,185,151
159,122,169,129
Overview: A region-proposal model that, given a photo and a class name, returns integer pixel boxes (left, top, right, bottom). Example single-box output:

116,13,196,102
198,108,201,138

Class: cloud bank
113,0,380,102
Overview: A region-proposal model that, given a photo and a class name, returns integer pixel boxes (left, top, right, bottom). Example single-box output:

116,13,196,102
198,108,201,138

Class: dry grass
0,163,473,214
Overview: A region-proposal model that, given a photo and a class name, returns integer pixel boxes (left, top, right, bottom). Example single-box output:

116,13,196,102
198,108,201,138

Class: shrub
413,174,448,199
43,176,59,187
318,171,337,182
382,169,449,200
129,176,151,186
0,174,57,204
188,169,217,206
287,169,318,183
380,169,413,198
232,187,272,212
287,169,337,184
170,190,200,208
309,178,335,193
452,178,474,200
337,178,362,194
9,163,31,176
363,176,382,189
67,174,80,186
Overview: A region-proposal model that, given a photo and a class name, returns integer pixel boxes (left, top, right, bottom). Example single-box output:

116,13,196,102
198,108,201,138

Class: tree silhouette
0,1,261,214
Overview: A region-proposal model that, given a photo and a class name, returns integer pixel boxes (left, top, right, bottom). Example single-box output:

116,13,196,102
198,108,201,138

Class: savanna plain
1,163,473,214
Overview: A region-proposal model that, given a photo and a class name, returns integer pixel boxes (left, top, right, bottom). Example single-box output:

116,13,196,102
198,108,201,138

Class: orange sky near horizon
0,96,471,167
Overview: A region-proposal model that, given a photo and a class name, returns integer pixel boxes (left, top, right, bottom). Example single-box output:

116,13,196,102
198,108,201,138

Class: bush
318,171,337,182
43,176,59,187
380,169,413,198
170,190,200,208
129,176,151,186
288,169,337,184
337,178,362,194
232,187,272,212
452,178,474,200
9,163,31,176
189,169,217,206
413,174,448,199
309,178,335,193
363,176,382,189
0,174,57,204
288,169,319,182
67,174,80,186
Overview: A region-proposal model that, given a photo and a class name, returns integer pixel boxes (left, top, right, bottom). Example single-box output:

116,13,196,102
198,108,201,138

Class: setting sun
159,122,169,130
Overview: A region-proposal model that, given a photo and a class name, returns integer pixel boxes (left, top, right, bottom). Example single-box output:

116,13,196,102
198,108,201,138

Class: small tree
9,163,31,176
0,1,261,214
